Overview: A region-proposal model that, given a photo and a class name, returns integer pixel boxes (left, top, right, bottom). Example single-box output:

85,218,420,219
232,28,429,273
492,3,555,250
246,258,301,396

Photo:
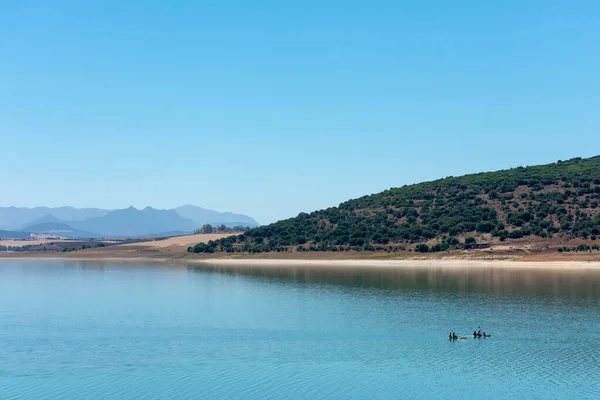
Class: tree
476,222,495,233
446,237,460,246
415,244,429,253
465,236,477,244
201,224,214,234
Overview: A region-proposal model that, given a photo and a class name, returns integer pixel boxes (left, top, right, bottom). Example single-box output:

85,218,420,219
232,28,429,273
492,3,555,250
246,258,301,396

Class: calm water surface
1,260,599,399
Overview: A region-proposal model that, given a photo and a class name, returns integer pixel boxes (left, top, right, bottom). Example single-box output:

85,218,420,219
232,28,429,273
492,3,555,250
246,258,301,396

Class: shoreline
200,258,600,270
2,255,600,270
200,258,600,269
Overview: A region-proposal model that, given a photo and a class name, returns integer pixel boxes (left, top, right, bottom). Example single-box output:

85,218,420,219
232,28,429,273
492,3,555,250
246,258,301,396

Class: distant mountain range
0,205,259,239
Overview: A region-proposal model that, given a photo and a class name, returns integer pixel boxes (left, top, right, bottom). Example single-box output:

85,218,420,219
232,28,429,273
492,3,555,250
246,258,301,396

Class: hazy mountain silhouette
19,214,62,228
0,207,108,231
174,205,259,227
0,230,31,240
69,207,195,237
0,205,259,237
20,222,98,239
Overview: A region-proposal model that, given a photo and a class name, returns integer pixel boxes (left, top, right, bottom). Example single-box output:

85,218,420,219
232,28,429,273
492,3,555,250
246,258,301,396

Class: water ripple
1,260,599,399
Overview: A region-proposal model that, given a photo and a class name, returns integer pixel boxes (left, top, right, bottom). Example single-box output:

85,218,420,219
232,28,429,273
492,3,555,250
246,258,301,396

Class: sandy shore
2,231,600,270
4,230,600,267
2,255,600,270
199,258,600,270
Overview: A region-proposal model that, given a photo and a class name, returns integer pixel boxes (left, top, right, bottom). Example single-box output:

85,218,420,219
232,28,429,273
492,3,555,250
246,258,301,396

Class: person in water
449,332,453,340
452,332,458,340
473,331,477,337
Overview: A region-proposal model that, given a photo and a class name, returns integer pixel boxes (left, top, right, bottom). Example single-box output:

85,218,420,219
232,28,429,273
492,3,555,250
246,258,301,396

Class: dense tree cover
191,156,600,253
194,224,251,234
557,244,600,252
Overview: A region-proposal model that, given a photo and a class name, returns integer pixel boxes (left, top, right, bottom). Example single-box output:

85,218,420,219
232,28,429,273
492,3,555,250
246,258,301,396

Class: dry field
0,234,233,250
117,233,236,248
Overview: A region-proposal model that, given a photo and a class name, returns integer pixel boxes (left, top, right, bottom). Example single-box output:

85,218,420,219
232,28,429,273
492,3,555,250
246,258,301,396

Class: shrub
415,244,429,253
446,237,460,246
508,230,524,239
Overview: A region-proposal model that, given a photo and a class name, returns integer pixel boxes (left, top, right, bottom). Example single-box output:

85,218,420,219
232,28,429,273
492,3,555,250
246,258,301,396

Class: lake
1,260,599,399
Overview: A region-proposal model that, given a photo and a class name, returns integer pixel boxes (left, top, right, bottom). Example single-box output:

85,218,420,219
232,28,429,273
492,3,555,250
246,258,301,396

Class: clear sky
1,1,599,224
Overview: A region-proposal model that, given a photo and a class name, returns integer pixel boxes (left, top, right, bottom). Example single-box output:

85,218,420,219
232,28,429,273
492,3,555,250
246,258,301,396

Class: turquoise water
1,261,599,399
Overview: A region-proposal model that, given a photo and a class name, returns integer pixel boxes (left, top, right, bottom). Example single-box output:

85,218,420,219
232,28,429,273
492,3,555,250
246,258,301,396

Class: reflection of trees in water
188,264,600,299
64,260,108,271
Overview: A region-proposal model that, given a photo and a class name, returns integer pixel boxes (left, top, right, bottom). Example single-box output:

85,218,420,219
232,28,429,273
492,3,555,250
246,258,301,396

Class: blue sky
1,1,599,224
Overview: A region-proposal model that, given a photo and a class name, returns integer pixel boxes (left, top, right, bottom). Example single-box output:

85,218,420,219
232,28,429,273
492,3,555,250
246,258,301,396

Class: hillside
20,222,98,239
191,156,600,253
20,214,62,228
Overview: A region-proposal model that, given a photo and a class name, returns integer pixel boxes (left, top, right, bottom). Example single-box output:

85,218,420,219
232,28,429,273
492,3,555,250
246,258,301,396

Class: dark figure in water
473,331,477,337
449,332,453,340
452,332,458,340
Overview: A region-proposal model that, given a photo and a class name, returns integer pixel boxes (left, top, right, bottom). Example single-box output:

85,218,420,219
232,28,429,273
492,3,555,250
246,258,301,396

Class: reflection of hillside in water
189,264,600,299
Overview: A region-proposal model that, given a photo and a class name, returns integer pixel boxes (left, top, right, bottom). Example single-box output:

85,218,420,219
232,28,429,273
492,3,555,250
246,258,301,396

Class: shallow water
1,260,599,399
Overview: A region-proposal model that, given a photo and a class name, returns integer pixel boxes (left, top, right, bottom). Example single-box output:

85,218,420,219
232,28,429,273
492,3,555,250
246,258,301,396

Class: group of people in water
448,329,490,340
473,329,490,338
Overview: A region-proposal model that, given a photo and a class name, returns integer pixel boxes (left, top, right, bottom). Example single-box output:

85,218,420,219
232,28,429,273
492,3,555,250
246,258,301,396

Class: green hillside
191,156,600,254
